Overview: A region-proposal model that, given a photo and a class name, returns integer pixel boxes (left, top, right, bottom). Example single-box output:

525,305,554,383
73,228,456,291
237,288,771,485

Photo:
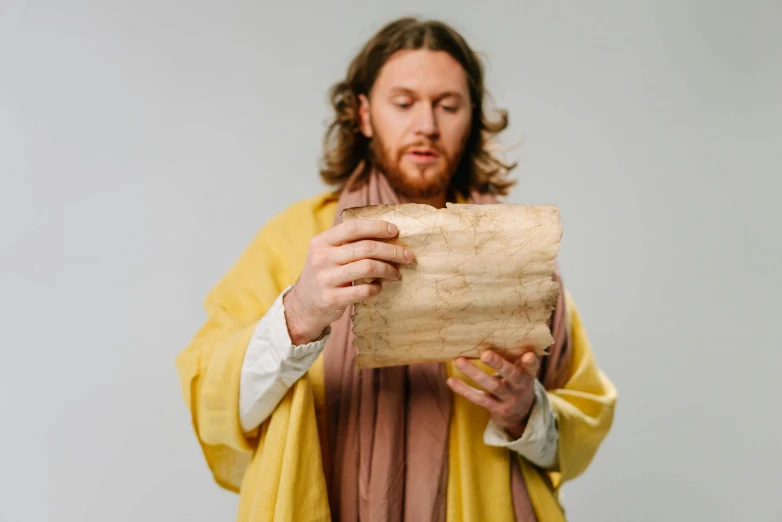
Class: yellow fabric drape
175,192,617,521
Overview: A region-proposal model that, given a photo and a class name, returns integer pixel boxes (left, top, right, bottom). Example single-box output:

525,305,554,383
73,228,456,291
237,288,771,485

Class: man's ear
358,94,373,138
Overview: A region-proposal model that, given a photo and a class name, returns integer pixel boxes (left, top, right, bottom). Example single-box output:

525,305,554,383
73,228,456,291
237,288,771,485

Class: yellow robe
175,191,617,521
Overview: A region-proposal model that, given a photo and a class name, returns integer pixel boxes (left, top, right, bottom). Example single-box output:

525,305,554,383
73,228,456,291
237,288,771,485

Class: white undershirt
239,285,559,470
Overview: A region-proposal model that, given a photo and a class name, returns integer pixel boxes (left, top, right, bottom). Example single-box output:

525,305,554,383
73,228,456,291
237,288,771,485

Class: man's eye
394,102,412,109
441,105,458,113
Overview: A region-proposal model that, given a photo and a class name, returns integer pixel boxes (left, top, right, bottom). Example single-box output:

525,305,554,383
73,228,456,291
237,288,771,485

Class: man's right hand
283,219,415,345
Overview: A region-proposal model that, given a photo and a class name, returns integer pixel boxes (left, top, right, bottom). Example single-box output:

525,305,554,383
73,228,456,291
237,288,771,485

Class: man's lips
406,148,440,163
407,147,439,157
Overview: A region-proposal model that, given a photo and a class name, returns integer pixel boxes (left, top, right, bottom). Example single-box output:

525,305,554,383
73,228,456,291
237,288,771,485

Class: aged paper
341,203,562,368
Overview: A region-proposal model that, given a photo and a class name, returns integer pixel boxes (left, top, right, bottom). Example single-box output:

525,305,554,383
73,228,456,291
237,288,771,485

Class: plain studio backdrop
1,1,780,521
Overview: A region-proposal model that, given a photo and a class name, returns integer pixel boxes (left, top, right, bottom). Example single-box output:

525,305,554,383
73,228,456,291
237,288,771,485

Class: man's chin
388,178,448,200
385,168,451,200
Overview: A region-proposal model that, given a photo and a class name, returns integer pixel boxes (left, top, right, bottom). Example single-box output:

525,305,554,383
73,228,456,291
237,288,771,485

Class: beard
368,136,455,200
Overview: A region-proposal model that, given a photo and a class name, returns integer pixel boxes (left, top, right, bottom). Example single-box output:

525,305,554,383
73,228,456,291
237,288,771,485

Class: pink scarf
322,168,571,522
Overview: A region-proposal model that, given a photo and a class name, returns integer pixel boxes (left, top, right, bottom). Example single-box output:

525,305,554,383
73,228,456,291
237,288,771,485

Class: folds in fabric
173,191,617,522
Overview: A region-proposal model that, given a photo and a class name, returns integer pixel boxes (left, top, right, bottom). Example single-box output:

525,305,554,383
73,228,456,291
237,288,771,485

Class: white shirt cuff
238,285,330,433
483,379,559,470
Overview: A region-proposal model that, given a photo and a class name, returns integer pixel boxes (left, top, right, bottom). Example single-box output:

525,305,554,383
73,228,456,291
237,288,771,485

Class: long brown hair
319,17,517,198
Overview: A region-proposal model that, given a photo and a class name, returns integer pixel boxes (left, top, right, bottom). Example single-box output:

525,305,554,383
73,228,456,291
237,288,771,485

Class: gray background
1,0,780,521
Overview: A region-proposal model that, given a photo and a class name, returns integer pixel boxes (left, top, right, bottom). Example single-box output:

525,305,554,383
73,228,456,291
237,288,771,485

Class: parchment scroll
341,203,562,368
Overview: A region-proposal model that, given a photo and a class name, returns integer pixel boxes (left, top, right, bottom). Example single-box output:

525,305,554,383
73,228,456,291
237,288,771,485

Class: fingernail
387,223,397,234
404,249,414,261
481,352,493,363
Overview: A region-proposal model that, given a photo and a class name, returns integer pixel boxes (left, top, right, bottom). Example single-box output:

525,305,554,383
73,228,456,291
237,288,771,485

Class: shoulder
202,191,340,314
259,191,339,245
250,191,340,282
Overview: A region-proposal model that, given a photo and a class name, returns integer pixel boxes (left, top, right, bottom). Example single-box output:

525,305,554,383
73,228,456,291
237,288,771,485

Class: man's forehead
373,49,469,97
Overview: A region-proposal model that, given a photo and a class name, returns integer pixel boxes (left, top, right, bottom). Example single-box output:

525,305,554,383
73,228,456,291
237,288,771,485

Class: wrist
283,286,327,345
505,420,528,441
504,408,532,440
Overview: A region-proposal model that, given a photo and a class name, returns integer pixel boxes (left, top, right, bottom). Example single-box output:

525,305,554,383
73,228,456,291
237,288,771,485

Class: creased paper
341,202,563,369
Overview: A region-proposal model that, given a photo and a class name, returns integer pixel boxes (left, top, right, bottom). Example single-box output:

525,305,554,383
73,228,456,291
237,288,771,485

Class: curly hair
319,17,517,198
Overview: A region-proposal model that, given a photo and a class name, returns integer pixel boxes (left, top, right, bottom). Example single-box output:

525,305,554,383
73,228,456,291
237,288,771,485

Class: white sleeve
482,379,559,470
238,285,330,433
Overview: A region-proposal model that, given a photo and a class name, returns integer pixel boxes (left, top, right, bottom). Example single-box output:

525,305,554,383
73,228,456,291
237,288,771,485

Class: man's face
359,50,473,201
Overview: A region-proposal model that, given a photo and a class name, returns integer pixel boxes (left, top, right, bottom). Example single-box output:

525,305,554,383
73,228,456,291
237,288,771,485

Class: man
176,17,616,522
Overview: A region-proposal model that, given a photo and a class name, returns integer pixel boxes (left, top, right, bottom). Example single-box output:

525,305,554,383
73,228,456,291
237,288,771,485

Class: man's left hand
446,348,540,440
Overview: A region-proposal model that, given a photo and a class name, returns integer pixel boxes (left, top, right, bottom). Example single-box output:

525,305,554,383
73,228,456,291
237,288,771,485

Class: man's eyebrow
387,86,467,101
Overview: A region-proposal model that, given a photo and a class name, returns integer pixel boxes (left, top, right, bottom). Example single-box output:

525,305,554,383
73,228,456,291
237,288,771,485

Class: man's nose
413,105,439,139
